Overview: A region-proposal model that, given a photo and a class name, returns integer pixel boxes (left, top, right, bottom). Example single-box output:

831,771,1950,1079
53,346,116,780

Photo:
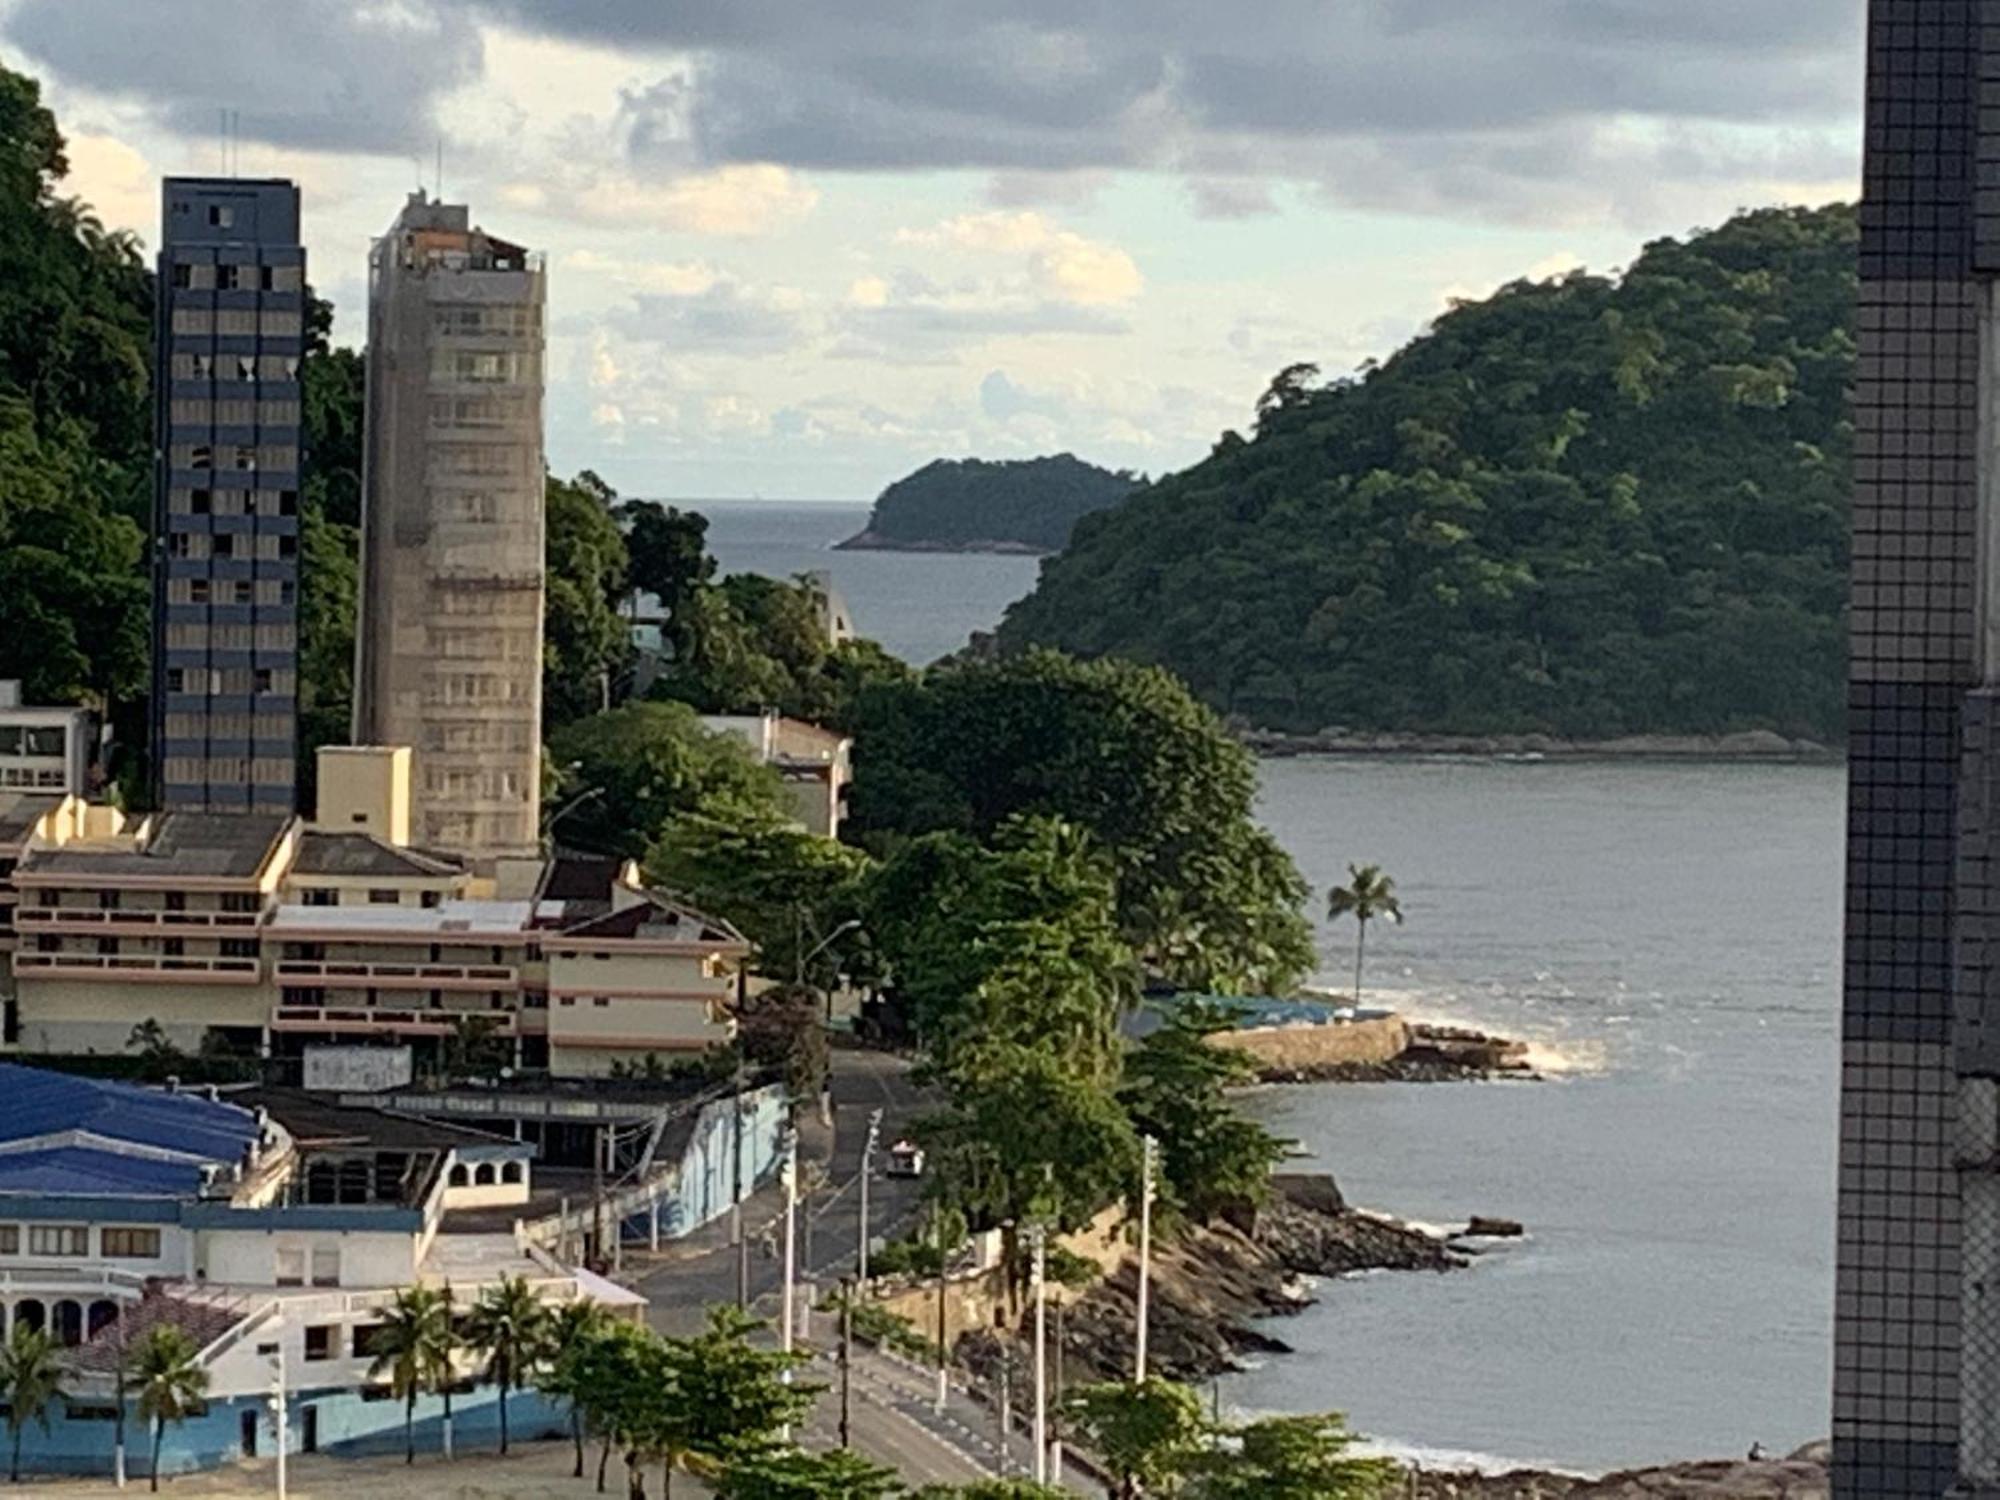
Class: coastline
834,529,1053,556
1241,726,1838,761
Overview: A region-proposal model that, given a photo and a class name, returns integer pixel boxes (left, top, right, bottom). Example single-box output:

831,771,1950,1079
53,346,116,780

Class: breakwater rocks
1240,727,1835,762
1257,1023,1536,1084
1055,1173,1468,1385
1407,1446,1829,1498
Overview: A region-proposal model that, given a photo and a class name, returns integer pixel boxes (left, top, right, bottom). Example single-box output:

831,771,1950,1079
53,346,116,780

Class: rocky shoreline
1404,1446,1828,1498
1240,726,1836,762
1040,1174,1486,1386
833,529,1052,556
1255,1021,1539,1084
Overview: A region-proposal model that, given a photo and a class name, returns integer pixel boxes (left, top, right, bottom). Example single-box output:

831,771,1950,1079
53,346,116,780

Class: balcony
16,907,263,935
271,1005,518,1038
14,952,261,984
274,960,517,992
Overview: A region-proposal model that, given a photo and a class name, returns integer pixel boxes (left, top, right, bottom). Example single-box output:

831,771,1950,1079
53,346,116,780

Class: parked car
885,1139,926,1178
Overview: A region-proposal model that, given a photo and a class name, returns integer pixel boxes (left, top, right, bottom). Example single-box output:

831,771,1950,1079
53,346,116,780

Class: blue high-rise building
151,177,306,813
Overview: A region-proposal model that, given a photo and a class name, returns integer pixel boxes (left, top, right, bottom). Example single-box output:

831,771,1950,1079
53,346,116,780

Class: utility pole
933,1201,949,1415
779,1129,799,1443
996,1354,1011,1478
839,1275,855,1450
734,1058,750,1309
1050,1297,1066,1484
267,1344,288,1500
858,1108,882,1287
1032,1223,1049,1486
1136,1133,1157,1383
113,1301,127,1489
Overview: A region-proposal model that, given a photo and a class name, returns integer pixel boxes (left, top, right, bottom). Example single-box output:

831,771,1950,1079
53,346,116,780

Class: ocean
698,498,1843,1475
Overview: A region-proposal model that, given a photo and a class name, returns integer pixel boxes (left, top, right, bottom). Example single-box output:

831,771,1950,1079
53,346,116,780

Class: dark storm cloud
4,0,483,154
2,0,1861,215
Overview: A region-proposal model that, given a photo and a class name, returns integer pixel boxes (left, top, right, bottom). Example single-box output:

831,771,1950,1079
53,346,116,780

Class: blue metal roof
0,1146,202,1197
0,1065,259,1163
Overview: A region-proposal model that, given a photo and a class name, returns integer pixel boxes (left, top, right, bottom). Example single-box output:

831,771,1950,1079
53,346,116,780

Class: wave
1353,1435,1597,1478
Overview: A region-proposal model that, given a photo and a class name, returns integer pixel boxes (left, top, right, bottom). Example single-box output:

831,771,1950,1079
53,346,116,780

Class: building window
302,889,337,908
28,1225,87,1257
303,1324,335,1361
207,204,233,228
162,939,184,958
0,1225,18,1254
420,891,441,909
97,890,119,910
368,890,399,905
274,1248,304,1286
222,939,257,959
310,1247,339,1287
353,1323,387,1359
593,997,610,1008
222,893,259,913
100,1227,161,1259
96,937,119,956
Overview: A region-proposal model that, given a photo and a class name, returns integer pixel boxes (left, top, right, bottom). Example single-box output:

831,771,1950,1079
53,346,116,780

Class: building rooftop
268,898,539,937
242,1088,519,1153
0,1144,206,1198
292,831,466,880
553,891,748,948
0,794,60,848
0,1064,262,1164
18,811,291,882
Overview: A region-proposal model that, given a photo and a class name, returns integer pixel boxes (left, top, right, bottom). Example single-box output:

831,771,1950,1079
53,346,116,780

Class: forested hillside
842,453,1138,552
999,206,1858,741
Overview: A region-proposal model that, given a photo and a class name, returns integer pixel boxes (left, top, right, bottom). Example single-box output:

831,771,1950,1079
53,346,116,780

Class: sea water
695,498,1843,1473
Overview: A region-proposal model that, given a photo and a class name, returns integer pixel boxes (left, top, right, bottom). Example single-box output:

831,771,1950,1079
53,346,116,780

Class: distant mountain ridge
838,453,1140,554
998,205,1857,743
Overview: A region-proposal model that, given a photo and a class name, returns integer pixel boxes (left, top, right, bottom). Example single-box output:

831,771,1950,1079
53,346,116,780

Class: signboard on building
303,1045,413,1094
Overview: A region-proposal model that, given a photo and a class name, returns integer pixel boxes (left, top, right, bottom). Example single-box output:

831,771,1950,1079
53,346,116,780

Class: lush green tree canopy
1000,205,1858,741
545,469,635,729
1122,1001,1288,1223
547,701,790,860
855,453,1140,552
846,650,1314,994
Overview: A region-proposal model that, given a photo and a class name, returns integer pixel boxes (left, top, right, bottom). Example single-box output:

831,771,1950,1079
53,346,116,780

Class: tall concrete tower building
151,177,306,813
1837,4,2000,1494
354,193,546,860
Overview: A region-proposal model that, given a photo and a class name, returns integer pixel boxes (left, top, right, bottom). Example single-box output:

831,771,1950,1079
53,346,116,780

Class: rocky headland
834,529,1052,556
1253,1021,1539,1084
1038,1173,1498,1386
1403,1445,1828,1498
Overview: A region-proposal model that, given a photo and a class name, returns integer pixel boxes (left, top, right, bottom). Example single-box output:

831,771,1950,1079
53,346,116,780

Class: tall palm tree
128,1325,208,1493
427,1283,460,1461
0,1323,63,1484
538,1298,610,1478
465,1275,551,1456
368,1285,448,1465
1326,863,1402,1005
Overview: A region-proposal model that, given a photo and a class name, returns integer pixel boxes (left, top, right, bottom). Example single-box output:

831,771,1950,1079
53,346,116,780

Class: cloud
897,211,1143,304
506,163,818,237
607,277,814,354
980,369,1065,423
6,0,483,153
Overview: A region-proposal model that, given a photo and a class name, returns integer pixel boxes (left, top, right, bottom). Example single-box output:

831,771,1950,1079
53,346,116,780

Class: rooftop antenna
218,108,226,175
436,136,444,203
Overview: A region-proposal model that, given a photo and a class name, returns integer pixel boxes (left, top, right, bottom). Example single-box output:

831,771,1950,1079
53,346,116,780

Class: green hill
998,205,1857,742
841,453,1139,553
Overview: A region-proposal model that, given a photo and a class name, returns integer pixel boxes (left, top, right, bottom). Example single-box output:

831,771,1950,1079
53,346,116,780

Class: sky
0,1,1863,501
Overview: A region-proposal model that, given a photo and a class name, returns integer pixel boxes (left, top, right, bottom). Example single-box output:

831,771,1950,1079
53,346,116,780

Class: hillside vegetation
843,453,1139,552
999,206,1857,741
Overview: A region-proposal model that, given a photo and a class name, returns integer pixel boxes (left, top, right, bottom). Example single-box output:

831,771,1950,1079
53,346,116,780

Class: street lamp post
267,1344,288,1500
796,915,864,1023
858,1108,882,1288
1032,1223,1049,1486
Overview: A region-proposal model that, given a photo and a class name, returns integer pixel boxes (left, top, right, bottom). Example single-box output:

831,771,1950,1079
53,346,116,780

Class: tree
567,1318,655,1494
1064,1378,1210,1499
547,702,791,861
368,1284,449,1465
647,813,876,988
1187,1413,1395,1500
465,1275,551,1455
845,651,1315,995
0,1322,62,1484
547,470,635,728
128,1324,208,1493
1121,1001,1287,1222
656,1305,817,1489
1325,864,1402,1005
857,453,1139,553
911,1485,1066,1500
125,1019,183,1079
718,1446,905,1499
622,500,715,660
426,1283,460,1461
538,1297,612,1478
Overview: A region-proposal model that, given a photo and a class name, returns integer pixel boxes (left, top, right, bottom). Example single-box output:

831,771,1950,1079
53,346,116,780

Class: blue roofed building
0,1063,642,1482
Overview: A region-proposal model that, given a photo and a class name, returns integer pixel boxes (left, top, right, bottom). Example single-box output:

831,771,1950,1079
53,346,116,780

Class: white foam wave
1353,1436,1597,1478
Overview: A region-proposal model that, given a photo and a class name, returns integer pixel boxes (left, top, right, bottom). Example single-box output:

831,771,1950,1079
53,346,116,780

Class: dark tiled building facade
152,178,305,813
1837,3,2000,1494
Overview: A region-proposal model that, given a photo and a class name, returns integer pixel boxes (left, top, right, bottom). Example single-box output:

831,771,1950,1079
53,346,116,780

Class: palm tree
1326,863,1402,1005
538,1299,611,1478
368,1285,448,1465
0,1323,63,1484
465,1275,551,1455
427,1283,460,1461
128,1325,208,1493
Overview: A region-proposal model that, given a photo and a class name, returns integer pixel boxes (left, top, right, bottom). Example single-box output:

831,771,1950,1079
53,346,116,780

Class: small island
838,452,1139,555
